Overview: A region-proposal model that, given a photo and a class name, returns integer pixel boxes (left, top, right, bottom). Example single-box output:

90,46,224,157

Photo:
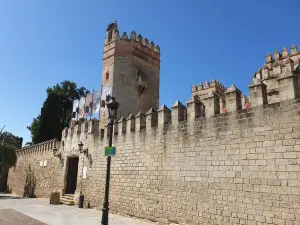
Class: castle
7,22,300,225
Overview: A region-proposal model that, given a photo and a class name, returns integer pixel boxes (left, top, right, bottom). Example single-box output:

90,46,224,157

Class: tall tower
100,21,160,124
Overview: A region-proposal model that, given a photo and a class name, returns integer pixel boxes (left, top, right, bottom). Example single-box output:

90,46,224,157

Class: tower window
107,31,113,42
106,72,109,80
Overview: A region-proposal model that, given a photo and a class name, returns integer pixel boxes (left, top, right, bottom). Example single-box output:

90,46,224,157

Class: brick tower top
103,21,160,65
100,21,161,126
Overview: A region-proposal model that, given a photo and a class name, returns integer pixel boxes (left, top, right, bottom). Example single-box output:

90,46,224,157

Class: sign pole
101,121,113,225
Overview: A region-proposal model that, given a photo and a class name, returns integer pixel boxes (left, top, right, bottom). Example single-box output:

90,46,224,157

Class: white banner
72,99,79,112
78,96,86,118
101,86,112,102
92,90,101,114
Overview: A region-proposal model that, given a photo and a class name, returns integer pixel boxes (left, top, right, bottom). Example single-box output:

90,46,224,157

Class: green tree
27,80,88,144
0,126,22,192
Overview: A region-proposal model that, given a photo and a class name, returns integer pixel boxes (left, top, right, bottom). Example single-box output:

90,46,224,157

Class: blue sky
1,0,299,144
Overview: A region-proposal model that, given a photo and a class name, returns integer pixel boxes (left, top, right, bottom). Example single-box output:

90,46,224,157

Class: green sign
105,146,116,156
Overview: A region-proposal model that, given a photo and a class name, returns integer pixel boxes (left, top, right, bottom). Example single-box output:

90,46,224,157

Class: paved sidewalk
0,194,154,225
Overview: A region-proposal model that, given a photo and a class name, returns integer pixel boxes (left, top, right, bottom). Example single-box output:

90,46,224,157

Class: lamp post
78,141,88,208
101,95,119,225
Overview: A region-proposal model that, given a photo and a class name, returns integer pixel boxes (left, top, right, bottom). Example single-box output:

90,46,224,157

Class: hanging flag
84,93,93,118
92,90,101,114
101,86,112,107
72,99,79,120
78,96,86,118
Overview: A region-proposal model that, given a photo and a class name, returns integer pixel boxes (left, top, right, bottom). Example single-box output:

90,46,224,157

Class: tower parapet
191,79,227,101
254,44,300,104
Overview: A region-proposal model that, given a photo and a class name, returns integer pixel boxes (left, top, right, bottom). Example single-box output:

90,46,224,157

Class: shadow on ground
0,193,21,199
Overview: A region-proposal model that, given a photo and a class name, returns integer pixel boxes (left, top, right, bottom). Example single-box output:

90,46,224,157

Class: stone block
249,78,268,107
225,85,242,112
49,192,60,205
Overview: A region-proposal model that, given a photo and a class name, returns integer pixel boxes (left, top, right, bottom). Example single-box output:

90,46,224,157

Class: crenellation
145,108,158,128
203,91,220,117
171,100,186,124
121,32,128,40
142,38,149,47
135,111,146,131
187,97,202,120
225,85,242,112
277,69,298,101
126,114,135,132
262,66,269,80
198,82,203,90
291,44,298,55
137,34,143,42
266,52,272,63
285,57,294,72
274,51,281,60
282,47,289,57
16,139,57,154
191,84,197,92
113,119,118,135
130,30,136,40
149,41,155,49
70,127,74,137
154,45,160,53
118,117,126,134
157,104,171,125
249,78,268,107
82,121,89,133
273,61,282,75
74,124,80,135
88,120,99,134
63,127,68,138
113,30,120,41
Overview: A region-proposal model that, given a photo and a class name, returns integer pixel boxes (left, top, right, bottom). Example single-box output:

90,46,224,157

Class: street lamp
101,95,119,225
78,141,89,209
78,141,88,157
53,146,62,159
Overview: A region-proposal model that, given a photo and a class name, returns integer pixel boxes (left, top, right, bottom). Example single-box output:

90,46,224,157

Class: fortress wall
7,96,300,224
59,97,300,225
7,83,300,224
7,139,64,198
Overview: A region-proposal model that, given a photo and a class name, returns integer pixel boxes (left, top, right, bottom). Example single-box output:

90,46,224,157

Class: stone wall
8,97,300,224
7,139,64,198
7,43,300,224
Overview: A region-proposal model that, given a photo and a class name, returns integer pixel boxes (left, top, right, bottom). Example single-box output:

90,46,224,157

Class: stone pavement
0,194,154,225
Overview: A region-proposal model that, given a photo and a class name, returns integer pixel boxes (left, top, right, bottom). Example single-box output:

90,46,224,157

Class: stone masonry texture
7,24,300,224
8,98,300,225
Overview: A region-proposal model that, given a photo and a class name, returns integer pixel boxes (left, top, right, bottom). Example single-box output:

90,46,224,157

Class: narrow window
106,72,109,80
107,31,113,42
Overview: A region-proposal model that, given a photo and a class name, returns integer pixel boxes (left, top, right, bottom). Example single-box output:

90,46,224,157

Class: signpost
105,146,116,156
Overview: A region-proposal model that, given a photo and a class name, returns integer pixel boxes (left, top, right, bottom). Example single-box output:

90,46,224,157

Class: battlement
122,31,160,53
16,139,57,156
253,44,300,104
103,22,161,74
191,79,227,102
104,21,160,56
192,79,226,93
265,44,299,63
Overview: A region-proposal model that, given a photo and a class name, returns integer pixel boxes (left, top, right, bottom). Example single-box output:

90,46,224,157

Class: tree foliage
0,126,21,192
0,126,21,169
27,80,89,144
